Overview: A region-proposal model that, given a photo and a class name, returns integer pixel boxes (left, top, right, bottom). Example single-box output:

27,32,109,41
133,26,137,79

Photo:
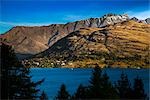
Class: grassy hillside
27,21,150,68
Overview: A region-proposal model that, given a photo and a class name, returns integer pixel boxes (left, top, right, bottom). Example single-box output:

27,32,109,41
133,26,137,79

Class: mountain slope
1,14,129,58
35,20,150,68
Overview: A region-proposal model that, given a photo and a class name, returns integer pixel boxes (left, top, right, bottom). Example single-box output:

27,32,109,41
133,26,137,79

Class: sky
0,0,150,34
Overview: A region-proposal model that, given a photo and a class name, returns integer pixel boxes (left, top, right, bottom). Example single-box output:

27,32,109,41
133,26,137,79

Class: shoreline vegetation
23,58,149,69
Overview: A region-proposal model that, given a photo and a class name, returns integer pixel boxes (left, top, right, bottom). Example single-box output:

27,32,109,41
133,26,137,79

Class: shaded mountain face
1,14,129,58
36,21,150,68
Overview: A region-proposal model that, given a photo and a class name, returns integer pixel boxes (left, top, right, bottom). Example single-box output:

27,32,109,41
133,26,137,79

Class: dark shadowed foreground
0,43,45,99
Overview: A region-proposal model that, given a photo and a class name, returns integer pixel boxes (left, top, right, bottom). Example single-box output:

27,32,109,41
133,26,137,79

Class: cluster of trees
1,43,48,99
56,65,147,100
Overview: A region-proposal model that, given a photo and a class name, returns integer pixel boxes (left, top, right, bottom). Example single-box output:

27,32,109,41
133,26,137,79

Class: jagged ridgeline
0,14,130,56
1,14,150,68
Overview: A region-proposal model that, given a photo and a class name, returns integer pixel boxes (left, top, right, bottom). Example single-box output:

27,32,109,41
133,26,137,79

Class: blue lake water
30,68,150,99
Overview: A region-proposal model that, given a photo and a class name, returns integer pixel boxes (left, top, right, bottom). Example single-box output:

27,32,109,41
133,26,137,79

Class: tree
100,72,119,99
88,64,103,98
56,84,70,99
40,91,48,100
73,84,88,99
133,76,147,99
115,72,133,99
87,64,119,99
1,43,44,99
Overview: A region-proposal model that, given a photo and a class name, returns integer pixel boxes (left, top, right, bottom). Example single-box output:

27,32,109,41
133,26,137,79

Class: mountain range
1,14,150,68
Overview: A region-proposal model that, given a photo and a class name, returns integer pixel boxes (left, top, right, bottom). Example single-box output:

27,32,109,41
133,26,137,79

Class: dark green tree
1,43,43,99
73,84,88,99
88,64,103,98
115,72,133,99
56,84,70,100
88,64,118,99
133,76,147,99
100,72,119,99
40,91,48,100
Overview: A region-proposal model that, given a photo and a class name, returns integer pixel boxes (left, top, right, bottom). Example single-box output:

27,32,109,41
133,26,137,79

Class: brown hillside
1,14,129,58
36,20,150,68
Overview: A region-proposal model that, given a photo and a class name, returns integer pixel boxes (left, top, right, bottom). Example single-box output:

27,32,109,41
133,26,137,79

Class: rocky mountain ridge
1,14,129,56
1,14,150,61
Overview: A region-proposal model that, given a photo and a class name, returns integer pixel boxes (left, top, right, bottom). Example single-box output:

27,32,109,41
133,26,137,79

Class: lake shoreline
29,66,150,69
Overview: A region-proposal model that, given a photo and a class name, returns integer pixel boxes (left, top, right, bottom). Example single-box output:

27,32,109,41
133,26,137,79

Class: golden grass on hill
28,20,150,68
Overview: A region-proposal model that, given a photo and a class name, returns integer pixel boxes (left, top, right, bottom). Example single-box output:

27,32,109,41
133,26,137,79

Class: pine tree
115,72,133,99
40,91,48,100
1,43,44,99
88,64,119,99
101,72,119,99
56,84,70,99
88,64,103,98
74,84,88,99
133,76,147,99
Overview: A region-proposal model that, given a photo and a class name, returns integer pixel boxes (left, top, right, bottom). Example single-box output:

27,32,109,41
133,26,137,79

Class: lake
30,68,150,99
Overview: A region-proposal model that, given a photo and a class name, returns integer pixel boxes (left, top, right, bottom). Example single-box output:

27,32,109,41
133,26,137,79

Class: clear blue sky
0,0,149,34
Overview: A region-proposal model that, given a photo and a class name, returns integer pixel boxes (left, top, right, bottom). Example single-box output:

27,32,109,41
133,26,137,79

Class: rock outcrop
131,17,150,24
145,18,150,24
